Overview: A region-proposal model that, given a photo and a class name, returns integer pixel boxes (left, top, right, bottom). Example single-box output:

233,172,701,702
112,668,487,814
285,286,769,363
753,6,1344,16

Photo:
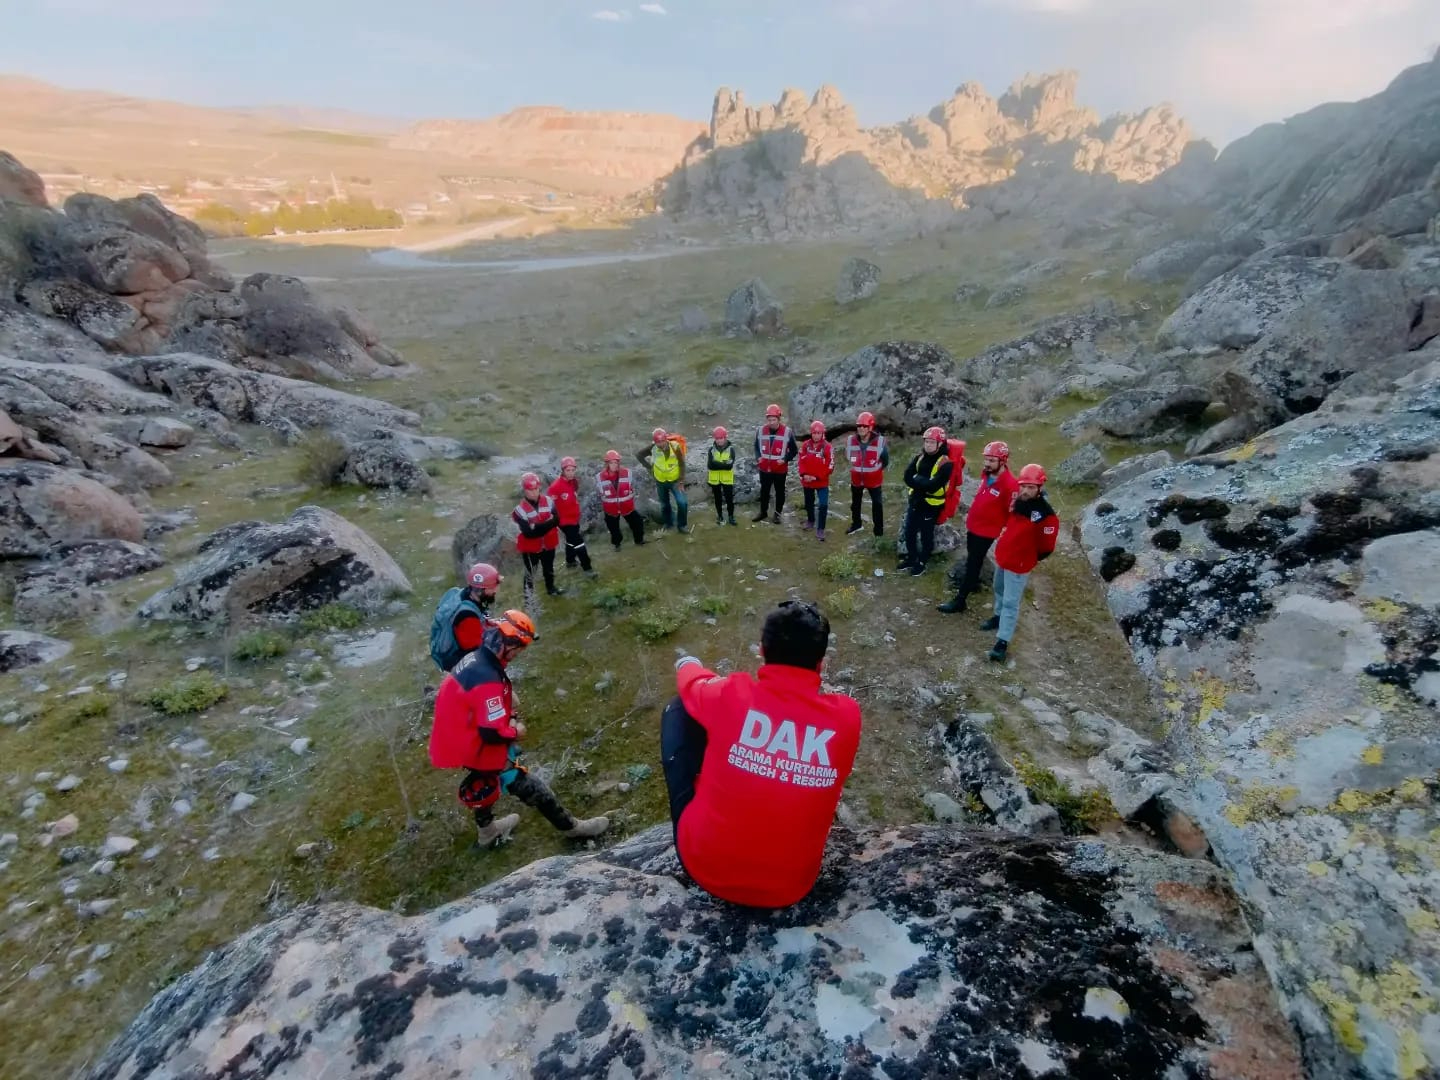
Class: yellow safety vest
708,444,735,485
923,454,947,508
651,443,681,483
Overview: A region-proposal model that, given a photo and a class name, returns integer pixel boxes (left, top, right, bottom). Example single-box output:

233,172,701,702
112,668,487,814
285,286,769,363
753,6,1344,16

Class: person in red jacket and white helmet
430,610,609,848
940,440,1020,614
798,420,835,540
597,449,646,550
660,599,862,908
981,462,1059,663
844,410,889,537
546,457,595,578
752,404,798,524
513,472,563,602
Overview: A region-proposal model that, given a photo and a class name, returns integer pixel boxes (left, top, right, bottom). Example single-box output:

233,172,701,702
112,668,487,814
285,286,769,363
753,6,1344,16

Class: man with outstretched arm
659,600,862,908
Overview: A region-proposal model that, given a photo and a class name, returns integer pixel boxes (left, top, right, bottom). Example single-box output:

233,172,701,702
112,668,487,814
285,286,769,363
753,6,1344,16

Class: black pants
462,768,576,832
949,531,996,593
604,511,645,548
710,483,735,520
522,549,556,595
560,523,592,571
850,486,884,535
903,504,939,566
758,472,786,516
660,696,707,845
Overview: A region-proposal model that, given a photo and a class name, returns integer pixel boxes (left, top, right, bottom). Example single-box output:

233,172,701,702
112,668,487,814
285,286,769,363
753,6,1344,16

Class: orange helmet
603,449,621,463
765,404,782,418
496,609,537,645
810,420,826,437
983,440,1010,462
520,472,541,491
713,426,728,440
652,427,668,444
466,562,501,591
560,456,576,470
856,411,876,427
1018,463,1047,485
923,426,946,443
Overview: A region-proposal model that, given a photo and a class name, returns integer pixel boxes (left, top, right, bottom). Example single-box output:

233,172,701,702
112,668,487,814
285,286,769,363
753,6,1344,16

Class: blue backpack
429,587,485,672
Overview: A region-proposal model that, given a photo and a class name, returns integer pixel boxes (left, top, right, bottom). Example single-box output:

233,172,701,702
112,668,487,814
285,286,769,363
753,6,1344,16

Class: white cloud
639,2,668,13
591,9,631,20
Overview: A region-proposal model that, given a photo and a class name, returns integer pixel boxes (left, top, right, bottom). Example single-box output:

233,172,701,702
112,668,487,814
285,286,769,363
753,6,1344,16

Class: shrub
698,594,731,616
299,603,365,633
824,586,861,619
233,629,288,661
633,604,689,642
295,432,350,489
818,552,863,581
1013,753,1118,834
44,693,114,726
592,577,660,613
144,672,228,716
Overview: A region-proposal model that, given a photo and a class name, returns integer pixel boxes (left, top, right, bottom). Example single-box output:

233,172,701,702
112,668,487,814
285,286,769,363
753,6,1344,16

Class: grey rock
676,306,709,334
835,257,880,304
921,791,967,823
705,364,751,388
229,792,257,814
340,438,432,494
55,774,83,792
984,282,1027,308
1180,252,1247,299
1409,292,1440,351
100,836,138,858
959,300,1133,385
238,274,391,381
125,417,195,449
18,278,147,351
450,512,513,578
1158,257,1353,351
0,150,48,207
1059,386,1210,440
0,301,110,365
789,341,977,436
0,461,144,557
13,540,163,628
140,505,410,626
723,278,784,338
1125,236,1257,285
71,223,190,295
1054,444,1107,486
934,718,1061,835
1098,451,1173,493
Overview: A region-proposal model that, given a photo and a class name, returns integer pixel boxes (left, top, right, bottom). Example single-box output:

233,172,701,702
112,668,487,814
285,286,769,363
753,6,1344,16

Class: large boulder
451,512,515,578
1059,386,1210,440
0,151,48,208
139,505,411,625
789,341,977,436
723,278,785,338
958,300,1134,385
0,301,111,365
71,224,190,295
89,824,1298,1080
239,273,393,381
62,192,224,287
0,630,71,674
0,352,176,414
17,278,149,352
340,438,433,494
1157,257,1353,351
835,256,880,304
1124,235,1258,285
1054,443,1108,485
1098,450,1173,493
0,461,145,556
13,539,165,628
1076,362,1440,1077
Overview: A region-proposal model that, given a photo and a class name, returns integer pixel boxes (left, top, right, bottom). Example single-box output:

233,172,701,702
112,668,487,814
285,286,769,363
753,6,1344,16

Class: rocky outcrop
0,629,71,673
1099,451,1173,493
789,341,977,436
835,257,880,304
339,437,432,493
662,72,1193,238
1059,386,1211,440
90,823,1299,1080
722,278,784,338
1054,443,1108,485
1157,257,1355,352
139,505,411,626
13,540,164,628
238,273,404,381
0,460,145,556
1076,354,1440,1077
0,150,48,208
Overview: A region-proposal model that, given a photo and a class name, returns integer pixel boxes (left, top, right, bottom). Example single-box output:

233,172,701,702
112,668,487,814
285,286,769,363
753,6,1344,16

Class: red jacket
513,495,559,554
754,424,798,475
429,647,519,773
845,433,889,489
797,439,834,489
546,476,582,527
675,660,862,908
596,467,637,516
966,468,1019,539
994,492,1060,574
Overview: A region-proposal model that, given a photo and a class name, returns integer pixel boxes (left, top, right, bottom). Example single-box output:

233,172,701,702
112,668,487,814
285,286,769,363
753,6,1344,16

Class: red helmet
923,426,946,443
1018,463,1047,485
466,562,501,591
520,472,541,491
713,426,728,440
560,456,577,470
765,404,782,418
652,427,668,444
856,411,876,427
983,440,1010,462
810,420,826,437
603,449,621,463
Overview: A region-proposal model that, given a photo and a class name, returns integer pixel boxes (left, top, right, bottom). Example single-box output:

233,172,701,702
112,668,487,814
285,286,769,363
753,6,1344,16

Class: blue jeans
992,567,1030,643
803,487,829,530
657,480,688,529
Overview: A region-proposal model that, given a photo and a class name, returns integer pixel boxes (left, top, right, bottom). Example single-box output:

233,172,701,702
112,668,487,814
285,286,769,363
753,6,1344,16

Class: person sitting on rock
429,562,502,672
429,609,609,848
546,456,595,578
899,426,953,577
660,600,862,908
981,463,1059,663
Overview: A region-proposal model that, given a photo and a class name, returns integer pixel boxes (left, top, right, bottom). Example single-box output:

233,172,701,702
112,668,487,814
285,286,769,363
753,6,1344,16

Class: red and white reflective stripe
847,434,885,473
757,425,790,463
597,470,633,510
515,496,555,526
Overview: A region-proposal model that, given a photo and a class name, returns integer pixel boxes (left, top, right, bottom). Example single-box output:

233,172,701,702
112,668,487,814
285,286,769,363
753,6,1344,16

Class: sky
2,0,1437,145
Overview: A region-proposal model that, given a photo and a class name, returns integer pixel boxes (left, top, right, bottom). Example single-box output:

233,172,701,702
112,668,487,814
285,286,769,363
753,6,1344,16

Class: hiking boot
771,512,782,524
728,514,737,526
716,514,725,525
612,542,623,552
547,586,565,597
938,592,967,615
980,615,1001,632
845,523,865,536
473,813,519,849
562,815,610,840
805,518,815,530
816,529,826,542
634,538,646,546
678,526,692,534
987,639,1009,663
909,562,926,577
584,569,599,579
752,511,769,523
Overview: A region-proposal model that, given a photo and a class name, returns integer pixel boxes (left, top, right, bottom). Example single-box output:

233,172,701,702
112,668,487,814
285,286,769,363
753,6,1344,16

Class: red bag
937,439,967,525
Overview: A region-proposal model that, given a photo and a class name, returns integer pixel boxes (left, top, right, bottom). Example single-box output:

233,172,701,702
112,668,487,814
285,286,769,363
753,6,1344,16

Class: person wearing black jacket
900,426,953,577
707,426,738,525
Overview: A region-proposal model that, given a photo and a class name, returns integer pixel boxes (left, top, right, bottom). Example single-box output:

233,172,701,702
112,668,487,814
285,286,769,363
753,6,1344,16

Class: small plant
232,629,288,662
818,552,863,581
633,603,689,642
698,594,731,616
144,671,229,716
295,432,350,489
299,603,365,633
1013,752,1118,834
43,693,115,726
592,577,660,613
299,661,329,684
824,585,861,619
